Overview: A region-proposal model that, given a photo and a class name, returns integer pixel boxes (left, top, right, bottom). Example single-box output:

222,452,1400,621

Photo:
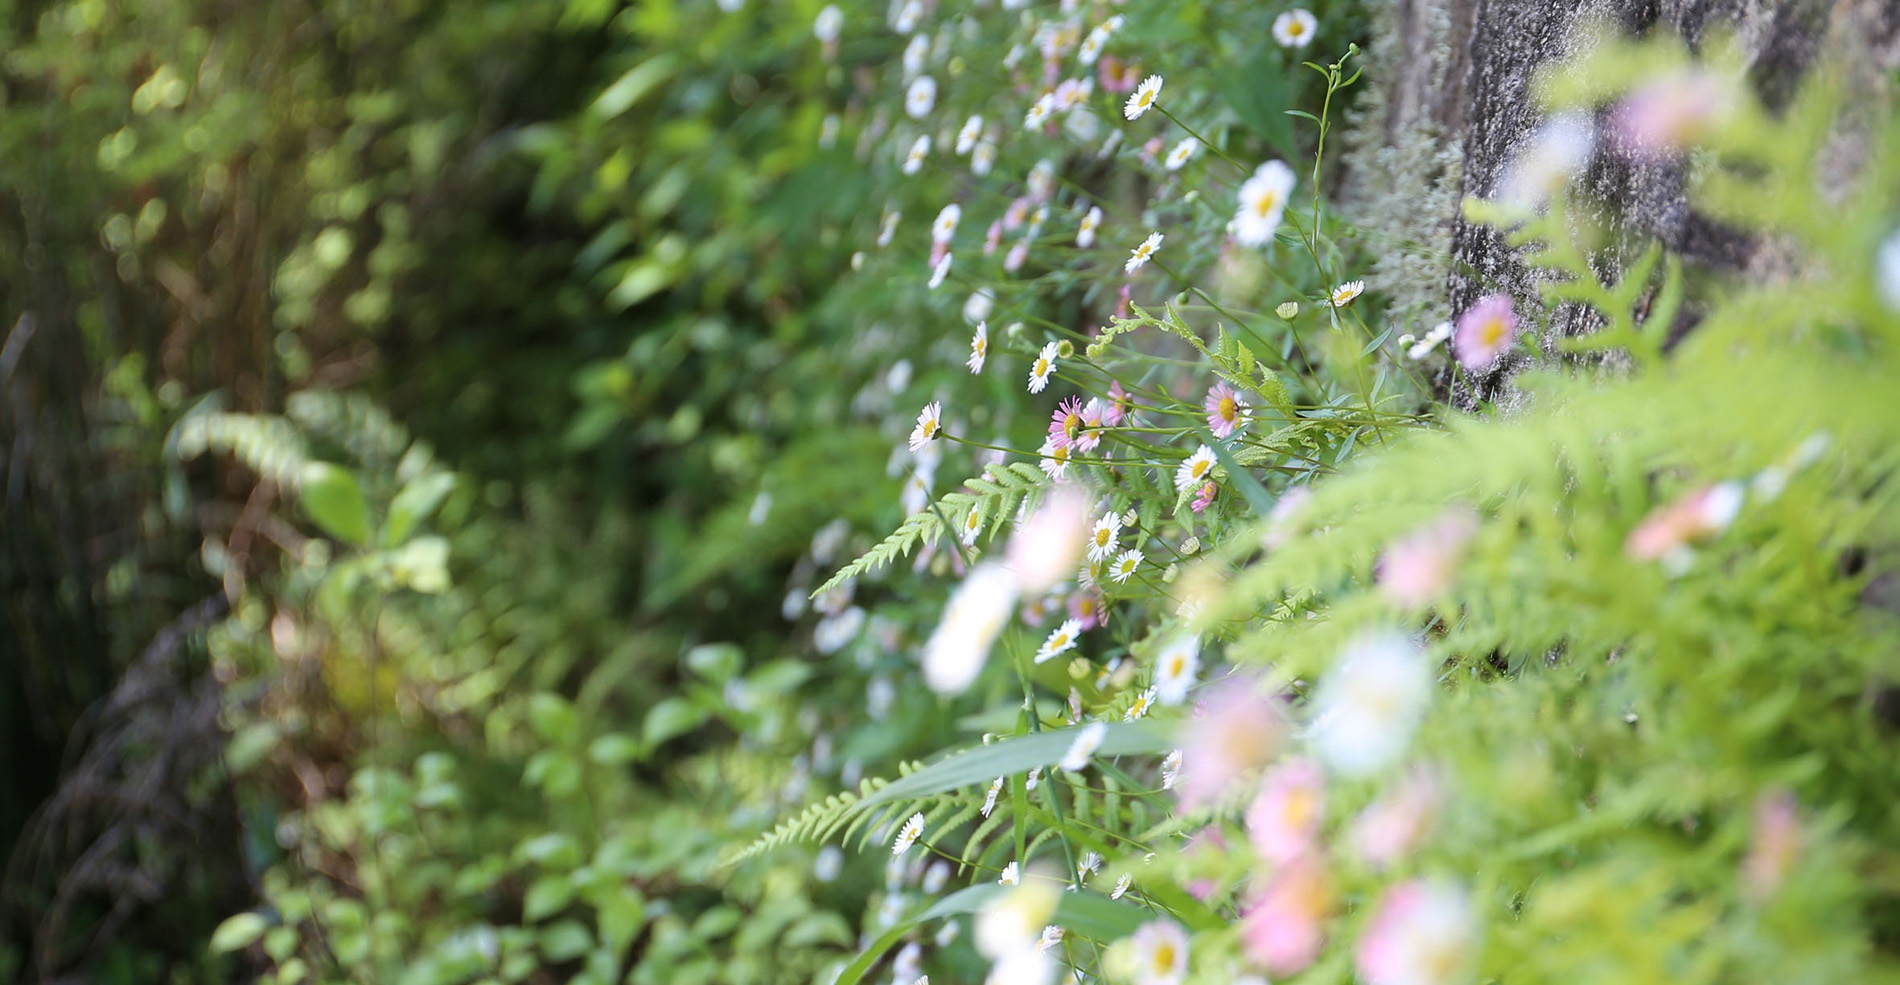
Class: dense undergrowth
2,1,1896,984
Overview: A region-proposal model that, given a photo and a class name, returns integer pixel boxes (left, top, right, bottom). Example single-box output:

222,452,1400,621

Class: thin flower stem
1155,104,1250,176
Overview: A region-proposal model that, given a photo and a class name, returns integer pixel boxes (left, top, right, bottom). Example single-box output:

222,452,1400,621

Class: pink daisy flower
1104,381,1133,426
1377,509,1479,607
1068,587,1106,630
1240,855,1331,976
1743,788,1801,902
1074,399,1106,453
1356,880,1478,985
1175,676,1288,811
1349,768,1445,869
1049,396,1086,448
1203,382,1249,438
1451,294,1517,370
1245,758,1325,865
1191,481,1217,513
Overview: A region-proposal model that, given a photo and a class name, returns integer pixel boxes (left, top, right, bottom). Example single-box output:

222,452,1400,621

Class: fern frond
811,463,1048,597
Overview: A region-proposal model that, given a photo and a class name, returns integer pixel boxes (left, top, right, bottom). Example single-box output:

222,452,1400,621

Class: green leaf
597,893,647,953
524,874,577,922
857,721,1174,810
384,472,456,546
298,462,370,546
642,696,709,749
588,733,642,765
210,912,270,953
528,693,581,747
589,56,677,120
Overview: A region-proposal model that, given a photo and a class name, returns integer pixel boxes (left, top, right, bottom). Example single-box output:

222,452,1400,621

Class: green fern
811,462,1047,597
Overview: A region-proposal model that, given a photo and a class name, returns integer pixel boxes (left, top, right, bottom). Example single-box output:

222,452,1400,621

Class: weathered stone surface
1340,0,1900,409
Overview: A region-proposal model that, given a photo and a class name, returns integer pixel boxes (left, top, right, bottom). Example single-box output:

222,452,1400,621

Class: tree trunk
1340,0,1900,410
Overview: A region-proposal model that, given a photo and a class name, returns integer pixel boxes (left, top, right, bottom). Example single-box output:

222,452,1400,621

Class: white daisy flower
1272,9,1318,48
933,203,961,244
1028,341,1059,393
964,288,994,324
957,115,985,155
909,401,943,452
877,209,902,247
1126,231,1163,273
1076,206,1103,248
891,0,921,32
1173,445,1217,493
1035,924,1066,954
1078,851,1102,880
1034,618,1083,664
968,321,989,373
813,4,843,43
999,861,1021,885
928,252,952,289
1160,749,1182,789
1087,512,1123,563
1124,686,1155,720
1111,873,1133,899
1025,92,1056,130
1059,721,1107,772
982,776,1005,818
901,473,929,515
902,33,929,76
1500,111,1596,210
1054,78,1090,113
903,135,931,175
1313,632,1431,776
921,562,1021,694
1164,137,1198,171
1037,438,1071,481
971,140,997,175
1110,548,1143,584
906,75,937,118
893,812,925,855
1124,74,1163,121
961,505,985,546
1327,280,1366,307
1128,920,1189,985
1025,766,1041,791
1153,634,1200,705
1232,160,1296,247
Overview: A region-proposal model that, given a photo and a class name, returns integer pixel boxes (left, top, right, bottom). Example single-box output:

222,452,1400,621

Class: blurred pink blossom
1356,879,1478,985
1245,758,1326,865
1377,509,1479,607
1175,676,1288,811
1350,768,1446,869
1240,855,1331,976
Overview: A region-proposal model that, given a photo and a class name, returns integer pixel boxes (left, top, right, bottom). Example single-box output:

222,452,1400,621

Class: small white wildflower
1272,8,1318,48
1025,766,1042,791
1078,851,1102,880
1164,137,1198,171
906,76,937,119
813,4,843,43
957,115,985,155
1036,925,1066,954
1160,749,1182,789
1124,686,1155,721
921,563,1021,695
971,140,997,175
933,203,961,244
923,860,951,894
1125,231,1163,273
967,321,990,373
1059,721,1107,772
1232,160,1296,247
1153,634,1199,705
878,209,902,248
1025,92,1056,130
1087,512,1123,563
1328,280,1366,307
928,252,952,289
964,288,994,324
1109,548,1143,584
1034,618,1083,664
982,776,1005,818
1124,74,1163,121
1077,206,1103,248
1111,873,1133,899
909,401,943,452
1314,632,1432,776
1173,445,1217,493
1037,437,1072,481
999,861,1021,885
1128,920,1189,985
893,812,925,855
1027,341,1059,393
903,135,931,175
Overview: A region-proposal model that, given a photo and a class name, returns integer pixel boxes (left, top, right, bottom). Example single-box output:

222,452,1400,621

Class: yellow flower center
1254,189,1280,218
1480,315,1508,348
1166,653,1186,677
1095,529,1111,547
1288,21,1307,38
1152,942,1176,972
1064,413,1082,439
1191,459,1211,479
1218,396,1237,422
